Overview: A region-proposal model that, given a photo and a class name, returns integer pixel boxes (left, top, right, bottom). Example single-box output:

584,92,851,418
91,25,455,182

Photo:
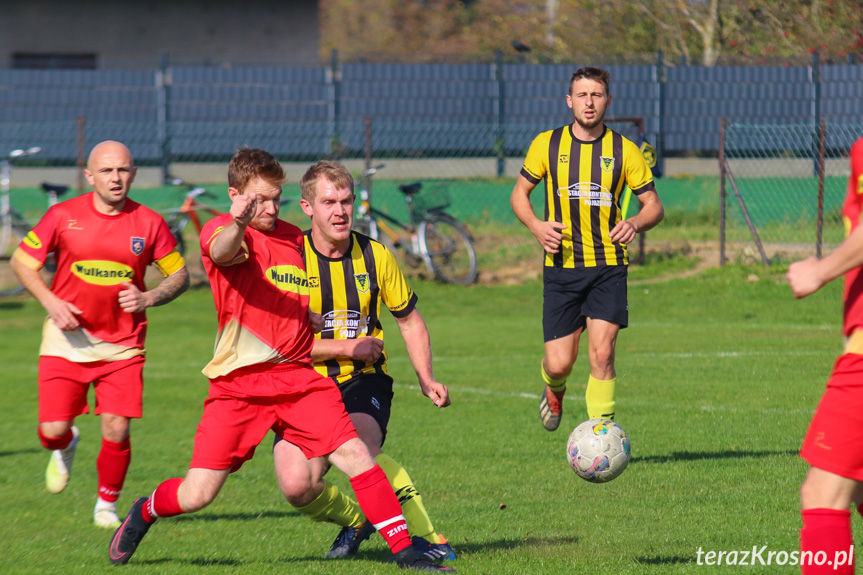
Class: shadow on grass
0,448,40,458
635,555,692,565
172,509,300,522
134,535,580,567
0,300,25,310
633,448,799,464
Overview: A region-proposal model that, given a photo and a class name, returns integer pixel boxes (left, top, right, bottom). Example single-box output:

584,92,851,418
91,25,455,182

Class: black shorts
543,265,628,342
339,372,395,445
273,371,395,449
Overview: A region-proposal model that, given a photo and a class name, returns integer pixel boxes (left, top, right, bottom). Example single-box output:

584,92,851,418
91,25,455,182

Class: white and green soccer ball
566,418,631,483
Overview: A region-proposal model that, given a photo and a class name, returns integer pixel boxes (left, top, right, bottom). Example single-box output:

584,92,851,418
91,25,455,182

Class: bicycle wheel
0,224,29,295
418,214,477,285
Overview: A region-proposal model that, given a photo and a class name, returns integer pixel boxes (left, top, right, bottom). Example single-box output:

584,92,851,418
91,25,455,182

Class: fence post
327,49,340,158
811,50,821,177
156,52,170,182
816,118,826,258
719,117,726,266
494,49,505,178
656,50,666,178
364,117,372,170
76,115,86,196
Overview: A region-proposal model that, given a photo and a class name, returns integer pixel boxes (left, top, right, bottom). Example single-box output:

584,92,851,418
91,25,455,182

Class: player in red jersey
788,137,863,575
108,148,454,573
11,140,189,528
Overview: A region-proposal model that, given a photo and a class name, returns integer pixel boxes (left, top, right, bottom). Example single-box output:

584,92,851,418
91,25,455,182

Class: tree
319,0,863,65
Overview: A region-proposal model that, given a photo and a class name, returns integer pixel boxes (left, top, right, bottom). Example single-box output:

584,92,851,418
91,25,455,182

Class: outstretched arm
393,308,450,408
788,223,863,299
210,192,257,265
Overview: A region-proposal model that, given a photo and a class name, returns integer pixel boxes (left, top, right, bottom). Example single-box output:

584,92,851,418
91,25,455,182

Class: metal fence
719,120,862,265
0,54,861,179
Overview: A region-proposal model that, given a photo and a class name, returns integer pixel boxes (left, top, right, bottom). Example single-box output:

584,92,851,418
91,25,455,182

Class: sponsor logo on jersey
23,231,42,249
71,260,134,286
66,219,83,230
309,276,320,288
559,154,569,164
265,265,309,294
131,237,145,256
600,156,615,172
355,272,370,293
559,182,613,207
321,309,370,338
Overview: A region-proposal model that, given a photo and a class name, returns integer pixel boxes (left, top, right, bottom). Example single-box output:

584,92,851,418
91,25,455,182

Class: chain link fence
720,121,863,265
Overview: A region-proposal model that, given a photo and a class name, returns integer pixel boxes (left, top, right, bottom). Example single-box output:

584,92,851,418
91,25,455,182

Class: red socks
37,427,74,450
801,508,854,574
97,438,131,503
350,465,410,554
142,478,185,523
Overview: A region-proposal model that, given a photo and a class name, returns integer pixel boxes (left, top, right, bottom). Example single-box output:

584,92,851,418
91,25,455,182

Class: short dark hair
570,66,611,95
228,147,286,192
300,160,354,203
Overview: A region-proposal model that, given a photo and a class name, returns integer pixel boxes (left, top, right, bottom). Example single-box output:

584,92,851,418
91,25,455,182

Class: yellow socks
585,375,615,420
540,362,567,393
376,453,442,543
294,479,364,527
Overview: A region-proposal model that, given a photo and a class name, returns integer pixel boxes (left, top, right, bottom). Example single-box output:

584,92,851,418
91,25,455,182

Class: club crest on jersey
309,276,320,288
559,154,569,164
131,237,145,256
355,273,370,293
600,156,614,173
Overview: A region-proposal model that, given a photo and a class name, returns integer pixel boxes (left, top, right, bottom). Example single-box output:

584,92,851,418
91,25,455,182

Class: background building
0,0,321,69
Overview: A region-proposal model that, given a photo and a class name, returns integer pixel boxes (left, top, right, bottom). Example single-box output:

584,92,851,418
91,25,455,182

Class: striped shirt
521,124,655,268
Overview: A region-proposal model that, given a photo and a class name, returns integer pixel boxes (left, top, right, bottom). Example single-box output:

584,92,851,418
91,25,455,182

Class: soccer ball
566,418,631,483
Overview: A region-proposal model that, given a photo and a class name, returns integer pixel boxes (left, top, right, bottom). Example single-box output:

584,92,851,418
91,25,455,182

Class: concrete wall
0,0,321,69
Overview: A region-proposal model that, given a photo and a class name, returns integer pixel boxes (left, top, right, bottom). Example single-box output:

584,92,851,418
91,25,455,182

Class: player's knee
330,438,375,477
279,474,318,507
544,357,573,380
178,481,219,513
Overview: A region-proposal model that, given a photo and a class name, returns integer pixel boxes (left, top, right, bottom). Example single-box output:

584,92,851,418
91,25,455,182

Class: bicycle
162,177,223,258
354,164,477,285
0,147,70,295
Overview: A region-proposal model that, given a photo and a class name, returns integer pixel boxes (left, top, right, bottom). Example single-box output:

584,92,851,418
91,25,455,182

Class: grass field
0,259,855,574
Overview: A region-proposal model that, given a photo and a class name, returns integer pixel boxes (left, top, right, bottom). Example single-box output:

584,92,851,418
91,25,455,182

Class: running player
787,136,863,575
272,160,455,562
108,148,453,573
510,66,664,430
11,140,190,528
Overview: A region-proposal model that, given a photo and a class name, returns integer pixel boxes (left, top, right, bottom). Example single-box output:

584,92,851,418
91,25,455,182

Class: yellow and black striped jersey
521,124,656,268
303,231,417,385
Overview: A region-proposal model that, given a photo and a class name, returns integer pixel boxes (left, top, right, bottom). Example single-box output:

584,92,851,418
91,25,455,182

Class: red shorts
801,353,863,481
38,355,145,422
190,362,357,472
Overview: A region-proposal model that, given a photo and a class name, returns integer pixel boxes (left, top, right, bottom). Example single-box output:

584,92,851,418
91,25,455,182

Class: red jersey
16,192,177,350
841,138,863,337
200,214,314,378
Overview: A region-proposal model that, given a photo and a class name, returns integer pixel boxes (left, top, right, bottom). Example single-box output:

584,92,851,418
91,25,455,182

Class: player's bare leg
539,329,581,431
